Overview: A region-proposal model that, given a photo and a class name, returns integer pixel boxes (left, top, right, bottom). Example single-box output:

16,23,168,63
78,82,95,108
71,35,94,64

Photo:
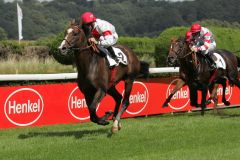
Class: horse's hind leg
227,69,240,88
107,86,122,119
112,79,134,133
212,90,219,114
233,79,240,89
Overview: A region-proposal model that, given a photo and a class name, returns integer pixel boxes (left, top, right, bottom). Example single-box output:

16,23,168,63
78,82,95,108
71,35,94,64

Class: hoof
162,102,168,108
97,120,109,126
190,102,200,108
111,126,119,133
90,117,98,124
206,99,212,105
223,101,230,106
105,110,113,115
118,121,122,130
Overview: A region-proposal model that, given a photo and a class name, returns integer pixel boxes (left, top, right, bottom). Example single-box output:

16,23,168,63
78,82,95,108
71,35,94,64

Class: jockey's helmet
190,23,201,33
81,12,96,24
185,31,192,42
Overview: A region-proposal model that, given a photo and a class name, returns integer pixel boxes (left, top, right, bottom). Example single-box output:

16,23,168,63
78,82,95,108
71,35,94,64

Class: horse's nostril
62,47,66,50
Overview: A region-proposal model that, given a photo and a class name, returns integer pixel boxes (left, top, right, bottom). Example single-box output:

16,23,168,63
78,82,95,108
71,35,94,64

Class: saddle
95,45,128,67
192,52,217,71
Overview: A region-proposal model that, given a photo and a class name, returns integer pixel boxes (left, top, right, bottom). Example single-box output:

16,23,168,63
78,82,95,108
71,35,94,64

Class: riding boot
206,54,216,70
96,45,107,57
107,46,119,63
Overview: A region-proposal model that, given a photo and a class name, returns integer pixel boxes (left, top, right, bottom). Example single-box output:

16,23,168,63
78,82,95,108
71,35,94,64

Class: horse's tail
139,61,149,78
237,56,240,68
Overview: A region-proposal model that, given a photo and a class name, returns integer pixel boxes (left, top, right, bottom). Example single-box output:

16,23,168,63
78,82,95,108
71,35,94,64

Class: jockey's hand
191,46,198,52
89,37,98,44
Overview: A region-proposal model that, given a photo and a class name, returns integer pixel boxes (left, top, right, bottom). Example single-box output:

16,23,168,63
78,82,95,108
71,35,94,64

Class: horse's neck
179,56,197,80
179,58,193,71
75,50,102,78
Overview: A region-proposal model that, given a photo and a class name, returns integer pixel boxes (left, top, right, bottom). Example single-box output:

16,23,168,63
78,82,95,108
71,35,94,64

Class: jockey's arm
98,34,115,47
191,34,211,53
191,42,209,53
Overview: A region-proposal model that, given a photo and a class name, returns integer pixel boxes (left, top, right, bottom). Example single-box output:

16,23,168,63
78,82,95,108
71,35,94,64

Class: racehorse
58,20,149,133
163,38,230,110
165,37,240,115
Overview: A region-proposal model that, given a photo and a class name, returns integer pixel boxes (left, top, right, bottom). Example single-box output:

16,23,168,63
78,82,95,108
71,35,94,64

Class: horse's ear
70,19,76,26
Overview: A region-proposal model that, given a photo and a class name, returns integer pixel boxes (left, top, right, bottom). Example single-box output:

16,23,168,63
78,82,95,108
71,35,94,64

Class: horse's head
167,37,190,66
167,38,180,66
58,19,86,55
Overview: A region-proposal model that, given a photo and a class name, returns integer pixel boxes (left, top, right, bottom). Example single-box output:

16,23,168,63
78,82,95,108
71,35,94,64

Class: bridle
171,40,192,59
64,25,97,52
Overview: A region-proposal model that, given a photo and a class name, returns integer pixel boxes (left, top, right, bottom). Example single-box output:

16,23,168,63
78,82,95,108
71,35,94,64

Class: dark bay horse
58,20,149,133
163,38,230,110
165,37,240,115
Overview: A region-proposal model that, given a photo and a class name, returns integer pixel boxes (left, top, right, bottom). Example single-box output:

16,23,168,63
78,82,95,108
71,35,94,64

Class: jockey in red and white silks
91,19,118,47
81,12,119,62
189,23,216,69
189,23,216,55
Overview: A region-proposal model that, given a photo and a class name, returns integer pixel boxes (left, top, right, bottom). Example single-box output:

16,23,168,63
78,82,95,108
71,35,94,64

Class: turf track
1,108,240,160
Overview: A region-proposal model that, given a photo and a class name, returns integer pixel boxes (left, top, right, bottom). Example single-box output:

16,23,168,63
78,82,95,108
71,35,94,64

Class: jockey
80,12,119,63
189,23,216,69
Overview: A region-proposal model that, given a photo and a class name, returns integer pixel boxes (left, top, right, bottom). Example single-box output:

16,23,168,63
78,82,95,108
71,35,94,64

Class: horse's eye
73,32,78,36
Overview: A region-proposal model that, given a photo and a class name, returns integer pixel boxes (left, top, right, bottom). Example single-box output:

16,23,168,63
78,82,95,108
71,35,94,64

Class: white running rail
0,67,180,81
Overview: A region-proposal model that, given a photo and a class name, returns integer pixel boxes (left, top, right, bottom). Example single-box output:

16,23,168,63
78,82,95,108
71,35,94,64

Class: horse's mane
177,37,186,43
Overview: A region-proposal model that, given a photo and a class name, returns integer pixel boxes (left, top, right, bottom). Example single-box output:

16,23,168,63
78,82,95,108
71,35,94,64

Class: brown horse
165,37,240,115
58,20,149,133
163,38,230,111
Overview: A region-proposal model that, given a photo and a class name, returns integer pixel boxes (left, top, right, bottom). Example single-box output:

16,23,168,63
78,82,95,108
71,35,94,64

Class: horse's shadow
18,128,110,139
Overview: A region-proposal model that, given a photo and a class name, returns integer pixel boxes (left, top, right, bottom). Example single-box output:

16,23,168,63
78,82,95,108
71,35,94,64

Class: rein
65,30,99,53
177,51,193,59
174,41,193,59
70,42,94,52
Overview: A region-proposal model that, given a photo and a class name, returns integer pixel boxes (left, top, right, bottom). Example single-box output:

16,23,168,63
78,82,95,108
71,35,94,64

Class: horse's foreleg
201,85,208,116
206,83,218,105
208,83,219,114
220,78,230,106
213,92,218,114
162,79,185,108
112,79,134,133
189,85,199,107
89,89,108,125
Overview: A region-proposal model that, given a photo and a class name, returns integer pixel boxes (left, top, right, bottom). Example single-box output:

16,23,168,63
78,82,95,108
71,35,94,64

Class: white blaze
58,28,73,49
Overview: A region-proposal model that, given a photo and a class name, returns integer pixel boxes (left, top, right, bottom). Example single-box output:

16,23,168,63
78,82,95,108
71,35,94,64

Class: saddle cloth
106,47,128,67
212,52,226,69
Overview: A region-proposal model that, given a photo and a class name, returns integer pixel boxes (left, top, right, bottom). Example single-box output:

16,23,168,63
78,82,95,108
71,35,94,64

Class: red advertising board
0,77,239,129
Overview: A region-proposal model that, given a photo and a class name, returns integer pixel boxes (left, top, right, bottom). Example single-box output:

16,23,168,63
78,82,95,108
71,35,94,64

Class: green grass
1,108,240,160
0,57,75,74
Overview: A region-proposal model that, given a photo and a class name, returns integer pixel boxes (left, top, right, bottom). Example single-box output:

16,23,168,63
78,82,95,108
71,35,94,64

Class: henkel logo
208,85,232,105
167,79,190,110
4,88,44,126
124,81,149,115
68,87,100,121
